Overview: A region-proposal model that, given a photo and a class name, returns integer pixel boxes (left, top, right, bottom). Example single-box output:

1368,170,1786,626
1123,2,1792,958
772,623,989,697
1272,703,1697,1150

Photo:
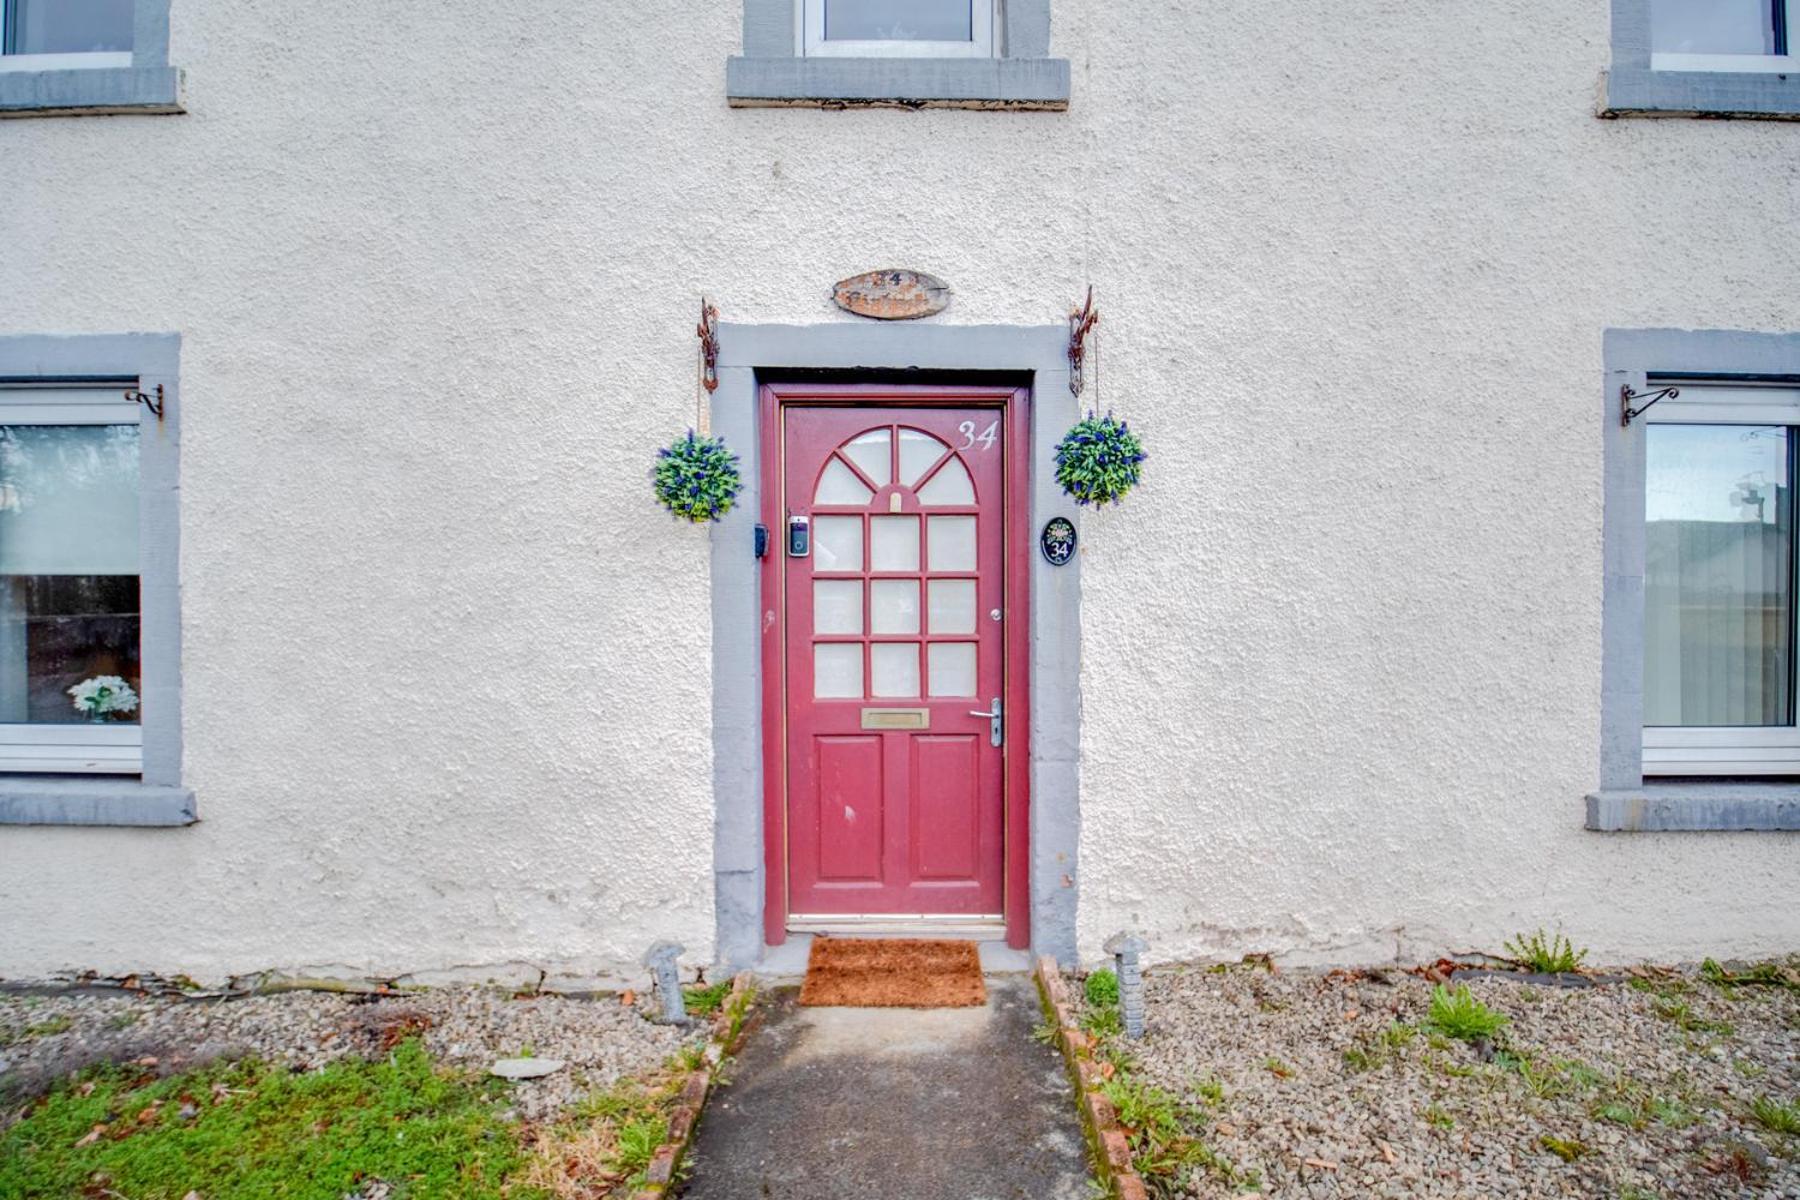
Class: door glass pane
1650,0,1777,54
813,516,863,573
898,429,949,487
814,643,864,699
871,580,920,634
928,643,977,698
825,0,973,41
815,458,873,506
813,580,863,635
928,579,977,634
870,516,920,571
11,0,135,54
842,430,892,487
870,643,920,697
916,456,975,506
0,425,142,726
1644,424,1792,727
927,516,977,572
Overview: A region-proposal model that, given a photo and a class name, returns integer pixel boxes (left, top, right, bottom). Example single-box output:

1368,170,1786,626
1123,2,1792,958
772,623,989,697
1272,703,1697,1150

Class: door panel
783,405,1005,917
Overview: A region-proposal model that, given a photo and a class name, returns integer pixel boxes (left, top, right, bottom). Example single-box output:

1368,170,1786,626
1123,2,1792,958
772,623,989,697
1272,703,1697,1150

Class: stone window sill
0,777,196,826
726,57,1069,110
1585,783,1800,832
1601,68,1800,119
0,67,183,119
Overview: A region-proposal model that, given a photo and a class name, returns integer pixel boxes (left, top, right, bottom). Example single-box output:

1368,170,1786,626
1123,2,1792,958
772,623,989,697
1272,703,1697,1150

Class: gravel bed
0,984,702,1123
1099,961,1799,1199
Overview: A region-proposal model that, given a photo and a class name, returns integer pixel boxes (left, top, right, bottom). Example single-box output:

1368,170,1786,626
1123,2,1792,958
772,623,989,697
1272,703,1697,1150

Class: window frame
0,0,181,118
1639,382,1800,777
0,384,146,773
728,0,1068,110
1604,0,1800,118
0,335,191,828
800,0,995,60
1593,329,1800,832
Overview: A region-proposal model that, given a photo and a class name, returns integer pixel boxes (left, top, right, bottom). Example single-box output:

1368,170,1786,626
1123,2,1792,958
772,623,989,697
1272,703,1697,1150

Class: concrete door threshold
757,932,1033,982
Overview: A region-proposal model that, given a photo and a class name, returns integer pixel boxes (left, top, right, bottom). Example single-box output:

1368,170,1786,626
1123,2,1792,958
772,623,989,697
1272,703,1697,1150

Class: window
0,0,179,118
0,335,189,828
1649,0,1794,72
0,386,143,772
1604,0,1800,118
0,0,134,72
802,0,994,59
1642,385,1800,776
728,0,1068,109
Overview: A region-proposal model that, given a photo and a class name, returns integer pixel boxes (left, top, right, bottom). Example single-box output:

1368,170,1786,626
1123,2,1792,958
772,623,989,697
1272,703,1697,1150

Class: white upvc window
0,0,133,73
1642,383,1800,777
1649,0,1797,72
0,384,143,774
800,0,995,59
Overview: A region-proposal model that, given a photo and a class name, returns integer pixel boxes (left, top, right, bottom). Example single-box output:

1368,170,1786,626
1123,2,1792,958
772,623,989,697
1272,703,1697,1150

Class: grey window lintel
0,0,183,119
1586,784,1800,832
1602,0,1800,118
727,56,1069,109
0,777,196,827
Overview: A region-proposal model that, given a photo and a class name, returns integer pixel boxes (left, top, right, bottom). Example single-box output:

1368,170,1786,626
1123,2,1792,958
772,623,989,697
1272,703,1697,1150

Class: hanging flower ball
1053,411,1146,507
654,430,742,523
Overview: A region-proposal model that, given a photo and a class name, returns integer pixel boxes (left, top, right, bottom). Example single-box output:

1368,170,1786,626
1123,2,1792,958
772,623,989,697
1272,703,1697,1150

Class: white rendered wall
0,0,1794,982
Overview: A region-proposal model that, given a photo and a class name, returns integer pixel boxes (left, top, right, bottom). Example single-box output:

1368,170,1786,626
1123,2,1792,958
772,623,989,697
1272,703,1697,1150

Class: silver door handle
968,698,1002,747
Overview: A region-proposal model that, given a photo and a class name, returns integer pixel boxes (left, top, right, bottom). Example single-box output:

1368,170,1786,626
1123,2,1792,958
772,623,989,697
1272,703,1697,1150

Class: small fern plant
654,430,742,523
1425,984,1509,1042
1504,929,1588,975
1053,412,1146,507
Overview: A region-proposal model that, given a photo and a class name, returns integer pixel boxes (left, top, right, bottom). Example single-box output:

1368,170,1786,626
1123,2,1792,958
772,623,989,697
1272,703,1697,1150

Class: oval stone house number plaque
832,269,951,320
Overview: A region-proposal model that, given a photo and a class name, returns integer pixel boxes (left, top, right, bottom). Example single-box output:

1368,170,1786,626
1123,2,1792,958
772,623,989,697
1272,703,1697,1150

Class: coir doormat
798,937,988,1008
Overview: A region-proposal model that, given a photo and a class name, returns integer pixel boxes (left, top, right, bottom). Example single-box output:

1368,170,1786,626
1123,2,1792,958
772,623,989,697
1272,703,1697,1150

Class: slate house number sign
1041,517,1076,566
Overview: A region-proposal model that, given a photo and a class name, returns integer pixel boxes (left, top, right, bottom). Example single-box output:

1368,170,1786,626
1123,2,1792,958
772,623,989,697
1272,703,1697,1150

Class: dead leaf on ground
1377,1139,1397,1164
1303,1157,1339,1171
74,1123,107,1147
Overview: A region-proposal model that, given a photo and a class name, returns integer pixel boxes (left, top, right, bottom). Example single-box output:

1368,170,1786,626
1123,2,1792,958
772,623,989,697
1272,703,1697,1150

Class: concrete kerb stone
627,972,756,1200
1033,955,1151,1200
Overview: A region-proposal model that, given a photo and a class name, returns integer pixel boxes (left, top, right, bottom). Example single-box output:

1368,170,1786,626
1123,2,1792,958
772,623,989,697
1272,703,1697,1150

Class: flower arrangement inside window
654,430,743,524
69,675,138,723
1054,412,1146,507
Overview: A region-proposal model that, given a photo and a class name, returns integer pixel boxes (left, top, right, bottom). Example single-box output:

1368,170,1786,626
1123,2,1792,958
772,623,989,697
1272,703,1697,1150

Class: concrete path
680,975,1092,1200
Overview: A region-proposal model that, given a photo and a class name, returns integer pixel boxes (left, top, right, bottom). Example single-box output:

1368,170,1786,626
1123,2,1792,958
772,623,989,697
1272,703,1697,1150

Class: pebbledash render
0,0,1796,989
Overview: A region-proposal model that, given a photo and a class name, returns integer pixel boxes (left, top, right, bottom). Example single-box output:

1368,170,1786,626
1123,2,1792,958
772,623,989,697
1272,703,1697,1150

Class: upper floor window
0,0,134,72
1651,0,1794,72
802,0,994,59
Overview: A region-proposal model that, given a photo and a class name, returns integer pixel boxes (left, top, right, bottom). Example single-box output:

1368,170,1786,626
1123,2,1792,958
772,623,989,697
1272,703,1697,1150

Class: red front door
779,402,1009,920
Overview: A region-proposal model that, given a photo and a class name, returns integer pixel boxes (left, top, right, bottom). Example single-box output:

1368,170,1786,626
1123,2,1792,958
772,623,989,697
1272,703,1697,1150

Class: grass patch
1651,998,1734,1037
1700,957,1800,992
1424,985,1508,1042
1422,1104,1455,1130
1504,929,1587,975
1097,1076,1245,1190
681,979,732,1017
0,1039,527,1199
1750,1095,1800,1138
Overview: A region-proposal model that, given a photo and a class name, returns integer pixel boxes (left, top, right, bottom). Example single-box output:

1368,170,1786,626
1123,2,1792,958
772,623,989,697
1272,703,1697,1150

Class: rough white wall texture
0,0,1794,982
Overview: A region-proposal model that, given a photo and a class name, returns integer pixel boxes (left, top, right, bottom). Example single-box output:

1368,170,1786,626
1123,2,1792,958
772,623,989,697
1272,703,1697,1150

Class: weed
1084,969,1120,1008
1539,1135,1589,1162
1341,1045,1383,1074
1262,1057,1293,1079
1422,1104,1455,1130
1616,1186,1662,1200
1190,1076,1225,1106
1382,1022,1417,1049
682,979,733,1017
1031,1020,1060,1046
1505,929,1588,975
1081,1005,1123,1039
105,1012,140,1032
1750,1095,1800,1138
1701,957,1800,992
1425,985,1508,1042
1733,1058,1766,1080
23,1015,71,1039
615,1114,668,1178
1516,1057,1572,1100
1651,998,1734,1037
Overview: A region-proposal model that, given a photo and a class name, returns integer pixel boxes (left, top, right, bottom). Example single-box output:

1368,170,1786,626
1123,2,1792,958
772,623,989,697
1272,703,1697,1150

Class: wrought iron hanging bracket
1620,383,1679,427
697,298,720,393
123,384,165,421
1068,285,1098,398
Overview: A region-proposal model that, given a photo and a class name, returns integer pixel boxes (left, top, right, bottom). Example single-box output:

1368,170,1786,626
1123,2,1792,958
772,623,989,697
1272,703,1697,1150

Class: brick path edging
629,972,755,1199
1035,955,1151,1200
